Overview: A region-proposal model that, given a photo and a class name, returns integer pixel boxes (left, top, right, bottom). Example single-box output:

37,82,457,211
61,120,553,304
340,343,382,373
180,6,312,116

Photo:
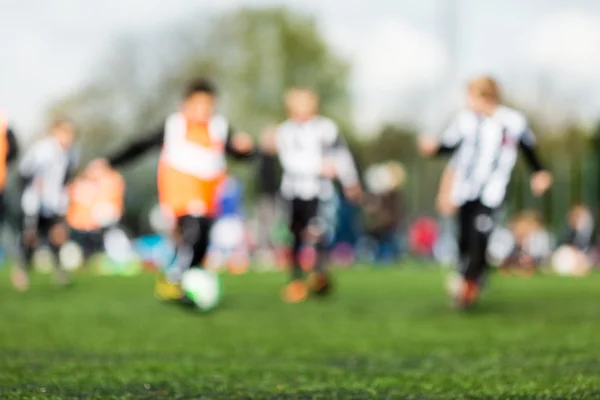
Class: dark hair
185,78,218,99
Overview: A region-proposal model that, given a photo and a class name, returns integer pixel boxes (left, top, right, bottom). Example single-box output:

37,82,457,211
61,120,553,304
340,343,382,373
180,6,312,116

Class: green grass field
0,267,599,399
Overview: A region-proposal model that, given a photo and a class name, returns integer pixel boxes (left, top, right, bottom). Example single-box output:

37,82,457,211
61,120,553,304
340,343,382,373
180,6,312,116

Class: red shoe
282,280,308,304
459,279,479,309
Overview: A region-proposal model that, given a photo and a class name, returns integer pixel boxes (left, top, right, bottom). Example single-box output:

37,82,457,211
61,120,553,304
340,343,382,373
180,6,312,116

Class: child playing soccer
91,79,254,301
419,76,552,309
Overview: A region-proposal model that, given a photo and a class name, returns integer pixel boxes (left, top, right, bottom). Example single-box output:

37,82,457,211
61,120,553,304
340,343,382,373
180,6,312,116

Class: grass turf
0,267,599,399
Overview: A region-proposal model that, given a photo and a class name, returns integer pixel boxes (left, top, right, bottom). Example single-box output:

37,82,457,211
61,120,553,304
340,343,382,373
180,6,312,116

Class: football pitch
0,267,599,399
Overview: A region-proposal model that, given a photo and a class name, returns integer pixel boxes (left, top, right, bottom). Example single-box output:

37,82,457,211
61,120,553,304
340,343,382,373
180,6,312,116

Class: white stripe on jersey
443,105,533,209
276,116,358,201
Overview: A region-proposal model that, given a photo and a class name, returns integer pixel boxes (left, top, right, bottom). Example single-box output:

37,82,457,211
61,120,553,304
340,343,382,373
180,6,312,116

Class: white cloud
528,10,600,80
351,20,447,131
355,21,446,92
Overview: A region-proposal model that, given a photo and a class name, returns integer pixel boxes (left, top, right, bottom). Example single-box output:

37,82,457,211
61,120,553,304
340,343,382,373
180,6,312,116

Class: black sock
291,232,304,280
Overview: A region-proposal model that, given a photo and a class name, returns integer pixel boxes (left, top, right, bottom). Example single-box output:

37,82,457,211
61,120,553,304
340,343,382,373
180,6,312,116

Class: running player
276,87,361,303
13,118,78,291
419,76,552,309
90,79,254,301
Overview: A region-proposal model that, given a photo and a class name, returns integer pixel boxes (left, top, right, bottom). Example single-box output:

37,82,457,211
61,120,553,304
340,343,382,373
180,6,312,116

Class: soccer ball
181,269,221,311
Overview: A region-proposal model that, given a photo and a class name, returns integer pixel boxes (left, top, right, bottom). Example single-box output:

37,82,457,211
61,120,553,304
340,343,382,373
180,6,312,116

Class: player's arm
18,142,41,190
5,126,19,164
63,149,80,185
518,125,552,196
107,125,165,168
419,116,463,157
324,126,362,201
225,126,255,160
519,129,543,172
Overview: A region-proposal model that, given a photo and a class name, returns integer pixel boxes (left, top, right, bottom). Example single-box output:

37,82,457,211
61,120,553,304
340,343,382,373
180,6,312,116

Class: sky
1,0,600,136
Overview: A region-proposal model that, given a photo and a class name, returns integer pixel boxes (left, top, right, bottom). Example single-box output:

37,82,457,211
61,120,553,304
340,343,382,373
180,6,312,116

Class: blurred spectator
67,164,125,263
501,211,546,276
254,126,280,264
362,162,406,262
551,204,595,277
559,204,595,252
408,217,439,258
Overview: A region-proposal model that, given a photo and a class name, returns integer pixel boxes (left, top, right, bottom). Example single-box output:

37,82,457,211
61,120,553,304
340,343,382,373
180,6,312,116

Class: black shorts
289,198,320,235
23,214,64,238
70,229,105,259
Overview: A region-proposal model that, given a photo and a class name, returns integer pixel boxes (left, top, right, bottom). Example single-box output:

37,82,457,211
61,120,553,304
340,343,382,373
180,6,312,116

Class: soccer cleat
154,273,184,301
460,280,480,309
446,273,479,310
11,267,30,292
308,271,332,297
282,280,309,304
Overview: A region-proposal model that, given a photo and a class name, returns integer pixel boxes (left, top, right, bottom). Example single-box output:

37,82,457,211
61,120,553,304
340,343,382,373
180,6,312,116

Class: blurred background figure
501,211,548,276
361,161,406,263
551,204,595,276
253,126,280,268
14,118,78,291
65,163,127,272
205,176,250,274
0,111,20,265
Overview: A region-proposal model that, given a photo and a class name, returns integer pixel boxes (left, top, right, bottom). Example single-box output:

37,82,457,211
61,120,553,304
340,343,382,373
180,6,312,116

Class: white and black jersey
438,105,543,209
276,116,358,201
19,137,78,217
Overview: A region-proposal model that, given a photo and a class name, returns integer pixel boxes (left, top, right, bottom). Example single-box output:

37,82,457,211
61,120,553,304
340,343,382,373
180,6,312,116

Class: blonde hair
285,87,318,102
468,76,501,103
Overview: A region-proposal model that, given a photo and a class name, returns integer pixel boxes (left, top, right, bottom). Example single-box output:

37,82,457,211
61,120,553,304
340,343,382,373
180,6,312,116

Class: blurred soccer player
0,112,20,226
13,119,78,291
92,79,254,302
419,76,552,309
276,87,361,303
254,126,280,265
66,163,125,262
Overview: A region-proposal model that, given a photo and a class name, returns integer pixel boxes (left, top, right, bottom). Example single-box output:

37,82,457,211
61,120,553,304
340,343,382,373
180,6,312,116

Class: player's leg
156,215,212,301
12,215,39,291
46,217,71,286
189,216,213,269
289,199,308,281
283,199,312,303
306,200,334,296
458,202,494,308
447,201,475,306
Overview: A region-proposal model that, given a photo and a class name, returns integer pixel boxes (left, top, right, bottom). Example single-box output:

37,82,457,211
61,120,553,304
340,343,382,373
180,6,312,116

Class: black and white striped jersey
276,116,358,201
439,105,543,209
19,137,78,216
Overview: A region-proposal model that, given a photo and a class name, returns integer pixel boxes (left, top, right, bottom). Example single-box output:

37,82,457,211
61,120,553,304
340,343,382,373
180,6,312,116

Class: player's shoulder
165,112,185,129
313,116,338,130
276,119,296,135
209,114,229,132
495,105,527,130
453,109,478,124
31,136,55,151
312,116,339,142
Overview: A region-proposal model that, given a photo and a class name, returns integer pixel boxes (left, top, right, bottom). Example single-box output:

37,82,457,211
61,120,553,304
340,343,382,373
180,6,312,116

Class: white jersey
441,105,536,209
276,116,358,201
19,137,78,216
